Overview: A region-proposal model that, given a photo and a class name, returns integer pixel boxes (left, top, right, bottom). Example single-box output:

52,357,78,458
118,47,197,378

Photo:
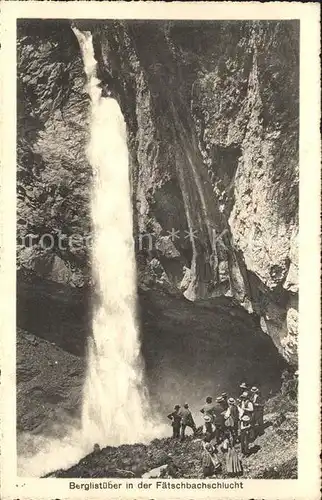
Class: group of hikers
167,382,265,477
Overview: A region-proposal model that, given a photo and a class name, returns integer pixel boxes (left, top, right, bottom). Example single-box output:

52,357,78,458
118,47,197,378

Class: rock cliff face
17,20,299,363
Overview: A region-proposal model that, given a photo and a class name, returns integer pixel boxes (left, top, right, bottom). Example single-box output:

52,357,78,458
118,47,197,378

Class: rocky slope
17,20,299,363
17,327,85,434
48,404,297,479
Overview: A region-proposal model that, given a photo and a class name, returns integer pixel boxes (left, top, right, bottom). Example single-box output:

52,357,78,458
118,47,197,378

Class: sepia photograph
0,2,320,499
16,16,299,480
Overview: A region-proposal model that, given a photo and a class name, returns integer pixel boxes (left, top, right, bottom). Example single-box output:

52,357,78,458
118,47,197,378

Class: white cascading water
73,28,157,447
18,29,164,477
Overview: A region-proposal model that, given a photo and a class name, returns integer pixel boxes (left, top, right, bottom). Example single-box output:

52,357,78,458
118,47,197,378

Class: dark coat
167,411,181,426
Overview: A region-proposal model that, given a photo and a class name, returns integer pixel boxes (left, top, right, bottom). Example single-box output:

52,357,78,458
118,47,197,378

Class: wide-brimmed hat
241,415,250,422
240,391,249,398
216,396,224,402
240,382,248,389
204,414,212,422
221,392,227,397
174,404,180,409
251,386,258,393
228,397,235,404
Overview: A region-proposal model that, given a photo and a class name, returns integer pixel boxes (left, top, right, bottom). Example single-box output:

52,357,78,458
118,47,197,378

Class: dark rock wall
17,20,91,287
17,20,299,364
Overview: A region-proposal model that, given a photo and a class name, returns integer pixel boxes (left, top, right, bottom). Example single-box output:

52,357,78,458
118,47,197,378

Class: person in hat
251,386,264,436
240,391,254,418
211,396,226,443
221,392,229,411
202,414,216,441
236,398,243,436
239,382,249,398
216,396,226,408
224,397,239,443
201,440,216,477
223,399,234,430
179,403,197,440
221,430,243,477
240,414,251,456
236,398,243,416
201,437,221,477
240,392,254,440
200,396,217,421
201,441,215,478
167,405,182,438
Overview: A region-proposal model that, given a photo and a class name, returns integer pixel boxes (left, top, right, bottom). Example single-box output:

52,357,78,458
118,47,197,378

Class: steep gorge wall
17,20,299,364
90,20,298,363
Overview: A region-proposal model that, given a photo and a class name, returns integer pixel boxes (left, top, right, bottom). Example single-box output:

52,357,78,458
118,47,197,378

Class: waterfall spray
17,28,165,477
73,28,157,447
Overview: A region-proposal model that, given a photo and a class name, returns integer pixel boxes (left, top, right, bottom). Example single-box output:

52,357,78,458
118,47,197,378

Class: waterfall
73,28,155,447
17,28,164,478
